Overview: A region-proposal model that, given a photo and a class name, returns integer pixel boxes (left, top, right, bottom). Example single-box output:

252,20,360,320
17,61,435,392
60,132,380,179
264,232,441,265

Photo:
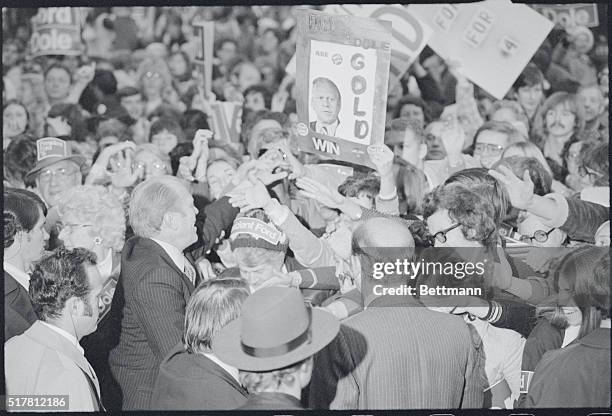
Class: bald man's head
353,217,415,250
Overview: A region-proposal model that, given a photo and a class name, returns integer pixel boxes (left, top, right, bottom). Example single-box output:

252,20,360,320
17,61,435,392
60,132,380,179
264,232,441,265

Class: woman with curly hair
56,184,127,410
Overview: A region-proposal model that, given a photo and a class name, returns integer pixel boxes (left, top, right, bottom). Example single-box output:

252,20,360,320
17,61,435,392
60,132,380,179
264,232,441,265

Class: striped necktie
183,258,196,286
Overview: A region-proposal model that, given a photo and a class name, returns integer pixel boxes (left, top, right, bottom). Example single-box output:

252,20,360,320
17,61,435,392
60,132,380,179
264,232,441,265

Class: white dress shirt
150,237,185,272
315,119,339,136
203,352,240,384
4,261,30,291
39,320,85,355
97,249,113,280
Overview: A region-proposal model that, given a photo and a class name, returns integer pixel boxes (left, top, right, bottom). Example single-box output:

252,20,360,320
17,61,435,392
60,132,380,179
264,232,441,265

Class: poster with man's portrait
295,9,392,168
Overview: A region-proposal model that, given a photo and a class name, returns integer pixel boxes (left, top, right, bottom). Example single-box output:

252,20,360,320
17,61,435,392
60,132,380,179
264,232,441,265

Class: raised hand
439,114,465,157
227,175,272,212
488,166,535,210
367,144,394,176
108,146,141,188
178,129,211,181
295,176,345,210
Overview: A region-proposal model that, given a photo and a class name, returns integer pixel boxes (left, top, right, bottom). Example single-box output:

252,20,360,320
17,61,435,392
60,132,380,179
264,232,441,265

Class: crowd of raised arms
2,5,610,412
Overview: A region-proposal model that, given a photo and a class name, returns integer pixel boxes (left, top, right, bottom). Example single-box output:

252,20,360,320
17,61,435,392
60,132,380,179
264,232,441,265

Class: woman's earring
93,236,103,245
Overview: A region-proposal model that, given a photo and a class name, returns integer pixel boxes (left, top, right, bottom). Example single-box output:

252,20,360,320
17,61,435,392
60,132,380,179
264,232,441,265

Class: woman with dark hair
393,95,432,130
523,248,610,408
3,100,29,148
4,188,49,340
46,102,89,142
3,133,38,189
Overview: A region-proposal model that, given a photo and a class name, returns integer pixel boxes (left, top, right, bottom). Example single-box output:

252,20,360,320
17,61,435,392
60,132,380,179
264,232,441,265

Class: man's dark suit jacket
238,392,305,410
108,237,197,410
309,294,486,409
524,327,611,408
108,196,238,410
4,272,37,341
151,343,248,410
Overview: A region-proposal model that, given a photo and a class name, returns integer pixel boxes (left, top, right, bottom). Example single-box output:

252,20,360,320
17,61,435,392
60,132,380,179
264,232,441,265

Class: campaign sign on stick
30,7,82,57
323,4,432,86
192,20,215,97
295,9,392,168
530,3,599,29
209,102,242,143
410,0,554,100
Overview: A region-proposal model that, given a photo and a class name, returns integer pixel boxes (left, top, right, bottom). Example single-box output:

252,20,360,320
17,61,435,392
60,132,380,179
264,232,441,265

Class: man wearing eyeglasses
473,121,525,169
25,137,86,209
24,137,86,250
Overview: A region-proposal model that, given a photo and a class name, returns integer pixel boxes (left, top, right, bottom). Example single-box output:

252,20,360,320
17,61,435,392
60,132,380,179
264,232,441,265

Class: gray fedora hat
212,287,339,372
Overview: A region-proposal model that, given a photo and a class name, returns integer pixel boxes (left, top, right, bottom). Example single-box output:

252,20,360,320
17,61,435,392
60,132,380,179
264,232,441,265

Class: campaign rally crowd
3,4,611,412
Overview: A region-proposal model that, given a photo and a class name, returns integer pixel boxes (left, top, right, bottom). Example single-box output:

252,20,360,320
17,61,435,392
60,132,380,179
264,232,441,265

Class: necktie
183,258,197,286
322,126,329,135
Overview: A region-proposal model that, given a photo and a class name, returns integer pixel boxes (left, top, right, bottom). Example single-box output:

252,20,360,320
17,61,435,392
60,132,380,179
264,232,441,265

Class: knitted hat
229,210,289,252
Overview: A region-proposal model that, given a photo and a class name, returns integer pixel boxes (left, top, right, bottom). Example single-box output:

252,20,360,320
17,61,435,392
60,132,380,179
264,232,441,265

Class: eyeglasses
58,222,94,231
132,161,166,171
431,223,461,244
519,228,555,244
578,166,603,179
38,167,78,183
143,71,161,79
474,143,504,156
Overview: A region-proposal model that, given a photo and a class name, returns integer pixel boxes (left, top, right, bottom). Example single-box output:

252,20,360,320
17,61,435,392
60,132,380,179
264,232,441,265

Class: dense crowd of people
3,5,610,411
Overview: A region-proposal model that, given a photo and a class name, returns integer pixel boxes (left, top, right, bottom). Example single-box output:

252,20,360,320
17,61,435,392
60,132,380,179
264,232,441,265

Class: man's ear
67,296,84,316
161,211,177,232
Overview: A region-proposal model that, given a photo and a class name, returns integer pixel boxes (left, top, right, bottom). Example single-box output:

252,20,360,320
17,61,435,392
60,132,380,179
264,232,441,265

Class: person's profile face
579,86,604,122
311,82,340,125
23,209,48,265
172,187,199,249
82,264,104,336
217,41,237,66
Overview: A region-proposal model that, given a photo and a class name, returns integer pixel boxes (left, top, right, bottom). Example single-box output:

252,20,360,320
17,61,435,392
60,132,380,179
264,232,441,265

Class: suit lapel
200,356,248,397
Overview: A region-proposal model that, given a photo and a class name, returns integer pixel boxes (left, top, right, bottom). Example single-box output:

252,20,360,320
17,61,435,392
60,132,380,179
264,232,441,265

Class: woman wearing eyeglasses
56,184,126,410
136,58,173,117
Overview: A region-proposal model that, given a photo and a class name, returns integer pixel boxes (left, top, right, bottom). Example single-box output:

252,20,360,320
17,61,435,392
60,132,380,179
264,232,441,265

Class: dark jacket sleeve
309,326,359,409
414,73,444,104
517,319,564,407
561,197,608,243
489,298,537,339
131,267,187,362
188,196,239,260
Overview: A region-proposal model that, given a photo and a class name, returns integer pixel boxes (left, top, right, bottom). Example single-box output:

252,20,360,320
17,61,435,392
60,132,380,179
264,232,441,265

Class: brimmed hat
25,137,86,182
212,287,339,372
